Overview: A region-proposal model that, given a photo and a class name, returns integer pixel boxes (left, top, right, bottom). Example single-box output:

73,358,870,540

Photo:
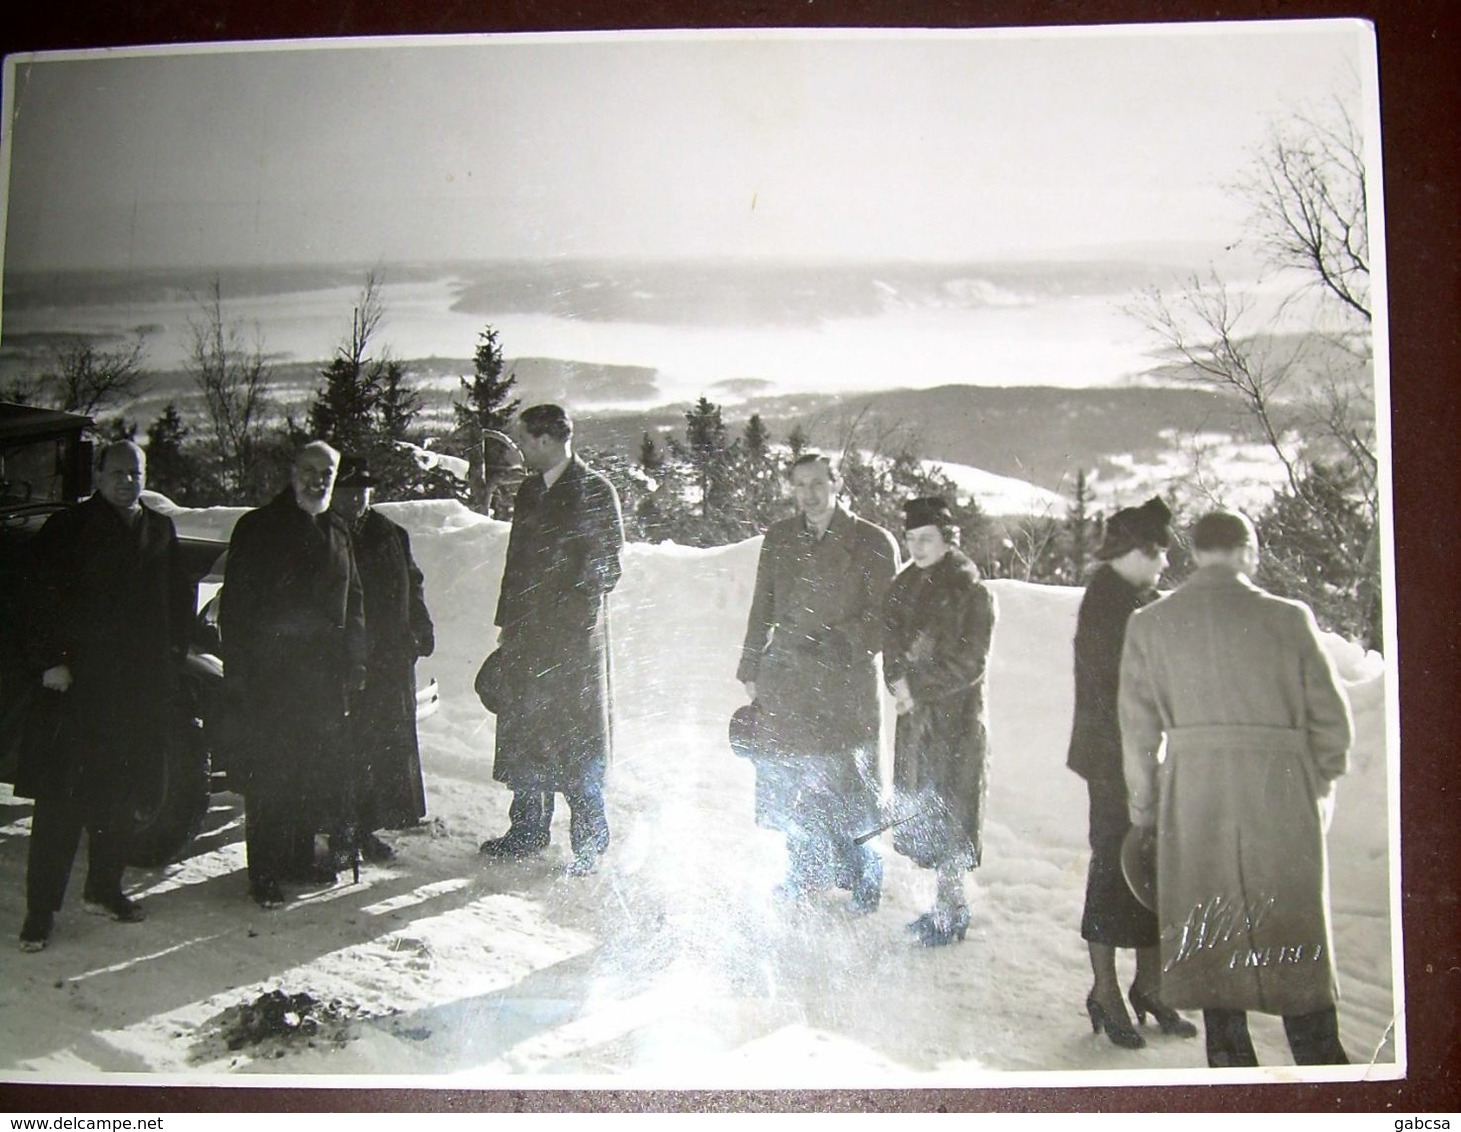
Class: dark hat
1120,824,1157,912
903,496,955,532
336,455,375,488
474,650,505,715
729,701,762,760
1095,496,1173,559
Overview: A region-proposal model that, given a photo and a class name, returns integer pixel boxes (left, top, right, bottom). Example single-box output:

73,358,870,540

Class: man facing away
738,452,900,911
220,440,366,908
478,404,625,877
18,440,193,951
1119,509,1354,1067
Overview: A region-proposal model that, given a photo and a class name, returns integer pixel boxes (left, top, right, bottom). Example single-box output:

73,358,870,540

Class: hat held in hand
1121,824,1158,912
729,701,763,760
474,650,505,715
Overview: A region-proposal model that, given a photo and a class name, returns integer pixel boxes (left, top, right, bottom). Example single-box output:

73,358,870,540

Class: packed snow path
0,501,1398,1084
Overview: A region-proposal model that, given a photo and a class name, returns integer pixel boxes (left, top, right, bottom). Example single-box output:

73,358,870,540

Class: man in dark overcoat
329,455,435,861
220,440,366,908
738,452,899,910
18,440,193,951
1120,510,1354,1067
478,404,624,877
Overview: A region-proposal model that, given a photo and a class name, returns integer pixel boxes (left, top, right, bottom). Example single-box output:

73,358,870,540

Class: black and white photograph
0,21,1403,1090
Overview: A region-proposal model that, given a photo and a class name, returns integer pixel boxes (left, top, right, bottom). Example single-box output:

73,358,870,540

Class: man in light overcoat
1119,509,1354,1067
739,452,899,911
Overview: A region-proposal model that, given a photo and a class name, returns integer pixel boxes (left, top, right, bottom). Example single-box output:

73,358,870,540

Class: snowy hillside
0,500,1398,1087
918,459,1069,518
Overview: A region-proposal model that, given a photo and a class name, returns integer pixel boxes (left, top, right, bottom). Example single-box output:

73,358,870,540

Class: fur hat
1095,496,1173,560
903,496,955,533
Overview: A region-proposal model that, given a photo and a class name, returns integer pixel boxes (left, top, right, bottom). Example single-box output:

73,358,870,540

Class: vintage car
0,402,439,866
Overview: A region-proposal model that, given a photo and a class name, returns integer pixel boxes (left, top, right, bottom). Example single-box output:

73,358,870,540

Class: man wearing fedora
330,455,435,864
1119,509,1354,1067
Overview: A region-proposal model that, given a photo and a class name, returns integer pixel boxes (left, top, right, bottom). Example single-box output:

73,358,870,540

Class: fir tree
453,326,520,437
786,422,810,460
639,431,663,472
741,413,781,526
144,404,190,498
308,279,390,452
377,359,423,442
1066,469,1093,580
682,396,732,520
308,353,379,451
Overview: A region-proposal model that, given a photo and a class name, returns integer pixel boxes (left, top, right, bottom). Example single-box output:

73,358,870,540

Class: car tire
120,706,211,869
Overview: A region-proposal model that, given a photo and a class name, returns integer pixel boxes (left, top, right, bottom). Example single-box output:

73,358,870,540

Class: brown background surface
1,0,1456,1113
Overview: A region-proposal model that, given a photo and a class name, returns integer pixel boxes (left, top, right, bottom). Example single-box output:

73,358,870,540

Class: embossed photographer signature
1162,893,1329,972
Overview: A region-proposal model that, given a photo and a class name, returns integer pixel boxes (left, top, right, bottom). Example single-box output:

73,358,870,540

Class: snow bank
0,497,1397,1085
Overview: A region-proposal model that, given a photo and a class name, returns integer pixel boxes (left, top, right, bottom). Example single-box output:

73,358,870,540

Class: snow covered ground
0,500,1400,1088
918,459,1069,518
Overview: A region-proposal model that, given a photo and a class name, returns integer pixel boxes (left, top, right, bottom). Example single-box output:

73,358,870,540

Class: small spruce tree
453,326,521,437
144,404,191,501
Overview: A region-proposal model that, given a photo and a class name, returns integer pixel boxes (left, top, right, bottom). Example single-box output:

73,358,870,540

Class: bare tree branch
188,279,274,500
40,336,150,418
1239,96,1370,323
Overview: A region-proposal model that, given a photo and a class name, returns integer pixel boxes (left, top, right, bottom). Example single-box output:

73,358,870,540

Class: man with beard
1119,509,1353,1067
328,455,435,863
738,452,899,911
18,440,193,951
221,441,366,908
478,404,624,877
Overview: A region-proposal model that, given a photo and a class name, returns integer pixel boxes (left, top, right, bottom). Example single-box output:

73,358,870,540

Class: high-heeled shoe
1086,992,1146,1049
915,904,970,947
1128,984,1199,1039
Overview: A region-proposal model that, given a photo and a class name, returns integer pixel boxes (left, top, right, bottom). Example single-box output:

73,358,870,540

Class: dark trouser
245,791,317,886
25,788,127,914
1203,1007,1350,1067
788,826,877,893
507,787,610,856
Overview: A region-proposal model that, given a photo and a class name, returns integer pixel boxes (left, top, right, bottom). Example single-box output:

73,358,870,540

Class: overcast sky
0,23,1372,272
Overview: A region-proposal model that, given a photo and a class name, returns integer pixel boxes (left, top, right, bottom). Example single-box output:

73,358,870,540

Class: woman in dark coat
1065,496,1196,1048
331,457,435,858
882,497,996,946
